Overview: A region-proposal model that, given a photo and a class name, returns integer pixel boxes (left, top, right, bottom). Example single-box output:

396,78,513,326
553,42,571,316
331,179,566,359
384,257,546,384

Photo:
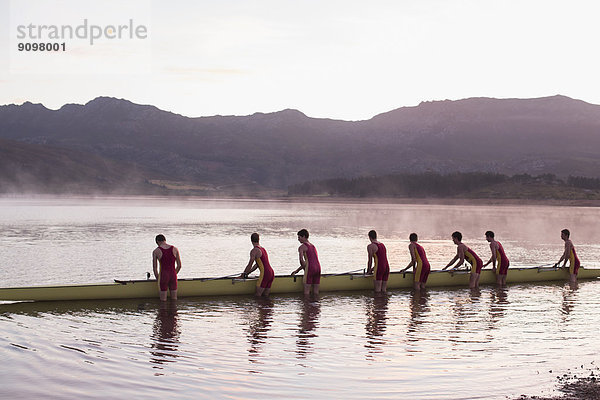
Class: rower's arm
366,244,375,274
484,243,496,267
292,245,307,275
402,244,416,272
556,241,572,267
152,249,160,279
174,247,182,274
444,248,461,270
241,249,258,277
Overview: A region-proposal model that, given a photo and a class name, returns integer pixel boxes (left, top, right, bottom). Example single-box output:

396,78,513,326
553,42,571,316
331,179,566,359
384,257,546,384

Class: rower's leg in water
374,280,383,293
256,286,270,297
469,273,480,289
159,290,168,301
303,283,311,296
170,289,178,300
313,284,320,296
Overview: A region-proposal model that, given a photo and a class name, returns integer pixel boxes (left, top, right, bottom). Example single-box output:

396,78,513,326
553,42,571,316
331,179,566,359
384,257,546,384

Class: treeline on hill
287,172,600,198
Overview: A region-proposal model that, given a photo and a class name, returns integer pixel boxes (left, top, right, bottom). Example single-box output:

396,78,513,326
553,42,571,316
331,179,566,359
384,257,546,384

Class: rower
401,233,430,291
555,228,580,284
443,231,483,289
483,231,510,286
152,234,182,301
291,229,321,297
239,232,275,297
366,230,390,294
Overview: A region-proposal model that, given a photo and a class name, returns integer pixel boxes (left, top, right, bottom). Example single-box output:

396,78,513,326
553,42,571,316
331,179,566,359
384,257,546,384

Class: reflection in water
488,287,509,330
447,289,484,348
296,298,321,359
150,301,180,367
561,283,578,320
246,298,274,364
407,290,430,349
364,294,389,357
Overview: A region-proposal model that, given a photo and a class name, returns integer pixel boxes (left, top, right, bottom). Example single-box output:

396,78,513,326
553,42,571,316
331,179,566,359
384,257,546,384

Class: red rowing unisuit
255,245,275,288
374,242,390,281
413,243,430,283
569,246,580,275
465,247,483,274
495,241,510,275
304,243,321,284
158,246,177,291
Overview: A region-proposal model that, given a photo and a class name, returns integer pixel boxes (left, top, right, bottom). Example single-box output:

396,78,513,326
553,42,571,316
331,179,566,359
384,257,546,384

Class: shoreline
517,366,600,400
2,192,600,207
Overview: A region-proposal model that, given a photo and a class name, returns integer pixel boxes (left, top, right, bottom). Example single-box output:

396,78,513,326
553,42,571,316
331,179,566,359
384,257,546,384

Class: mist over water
1,197,599,287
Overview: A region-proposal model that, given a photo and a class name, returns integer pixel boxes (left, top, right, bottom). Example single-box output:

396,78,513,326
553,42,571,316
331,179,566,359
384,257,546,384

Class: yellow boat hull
0,267,598,302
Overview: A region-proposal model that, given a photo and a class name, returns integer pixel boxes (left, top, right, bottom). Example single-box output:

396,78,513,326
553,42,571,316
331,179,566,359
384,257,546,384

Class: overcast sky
1,0,599,120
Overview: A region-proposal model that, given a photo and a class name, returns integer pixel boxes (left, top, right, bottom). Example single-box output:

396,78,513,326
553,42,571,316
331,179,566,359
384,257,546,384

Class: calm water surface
1,196,600,399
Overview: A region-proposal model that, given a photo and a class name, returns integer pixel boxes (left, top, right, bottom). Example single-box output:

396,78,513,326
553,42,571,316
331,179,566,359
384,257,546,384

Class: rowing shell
0,266,598,302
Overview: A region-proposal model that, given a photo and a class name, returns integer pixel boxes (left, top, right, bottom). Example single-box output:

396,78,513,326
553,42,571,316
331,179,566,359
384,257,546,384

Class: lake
1,196,600,399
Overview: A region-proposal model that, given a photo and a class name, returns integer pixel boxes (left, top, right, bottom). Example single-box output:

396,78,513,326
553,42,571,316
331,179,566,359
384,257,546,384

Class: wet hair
409,233,418,242
251,232,259,243
297,229,309,238
561,229,570,238
452,231,462,241
368,230,377,239
155,234,166,244
485,231,495,238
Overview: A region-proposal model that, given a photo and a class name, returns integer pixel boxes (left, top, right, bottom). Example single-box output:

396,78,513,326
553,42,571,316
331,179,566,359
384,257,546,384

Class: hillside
1,95,600,193
0,138,162,194
288,172,600,201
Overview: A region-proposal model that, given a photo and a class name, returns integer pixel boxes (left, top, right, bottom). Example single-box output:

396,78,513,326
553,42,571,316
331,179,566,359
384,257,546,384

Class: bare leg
374,280,383,293
171,289,178,300
570,273,577,284
159,290,168,301
381,280,388,293
420,282,426,291
303,283,311,296
469,273,480,289
256,286,265,297
413,281,421,291
313,284,320,296
501,274,507,286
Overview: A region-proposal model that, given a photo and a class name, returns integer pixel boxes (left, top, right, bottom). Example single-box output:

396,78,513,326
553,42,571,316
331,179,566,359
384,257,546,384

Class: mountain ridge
1,94,600,192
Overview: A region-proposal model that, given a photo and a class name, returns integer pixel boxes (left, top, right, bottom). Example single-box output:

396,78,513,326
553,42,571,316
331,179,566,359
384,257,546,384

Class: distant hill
1,95,600,194
0,138,161,194
288,172,600,201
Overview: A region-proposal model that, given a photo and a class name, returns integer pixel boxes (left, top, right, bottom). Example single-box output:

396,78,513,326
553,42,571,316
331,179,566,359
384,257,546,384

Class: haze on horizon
1,0,599,121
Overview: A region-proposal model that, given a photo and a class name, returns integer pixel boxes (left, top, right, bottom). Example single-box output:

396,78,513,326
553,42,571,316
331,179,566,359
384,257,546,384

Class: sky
1,0,600,121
